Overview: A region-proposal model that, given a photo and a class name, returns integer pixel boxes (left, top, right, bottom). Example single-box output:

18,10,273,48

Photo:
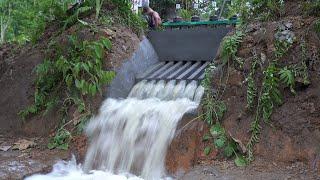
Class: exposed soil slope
0,11,140,136
200,3,320,175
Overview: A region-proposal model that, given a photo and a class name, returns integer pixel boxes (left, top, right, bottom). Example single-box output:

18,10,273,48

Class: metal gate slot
167,62,192,79
177,62,201,80
147,62,174,79
187,62,210,80
157,61,183,79
137,62,166,79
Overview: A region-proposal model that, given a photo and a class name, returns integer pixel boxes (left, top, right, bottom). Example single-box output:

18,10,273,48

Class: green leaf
57,143,68,150
82,63,90,73
94,44,103,59
73,63,81,77
100,37,112,50
203,134,212,141
210,124,224,137
214,137,226,148
47,142,55,150
65,74,73,87
234,155,247,167
224,142,236,158
89,83,97,96
204,146,212,156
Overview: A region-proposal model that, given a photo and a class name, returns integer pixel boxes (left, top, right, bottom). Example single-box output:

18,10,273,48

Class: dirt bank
198,10,320,176
0,21,140,137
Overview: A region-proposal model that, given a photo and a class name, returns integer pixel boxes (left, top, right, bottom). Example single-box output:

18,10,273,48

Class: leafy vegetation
109,0,146,35
201,63,246,166
0,0,75,44
221,31,244,64
7,0,148,149
178,9,193,21
279,67,295,94
18,35,115,149
19,36,115,121
202,10,315,163
303,0,320,16
228,0,285,22
246,59,258,110
244,33,304,162
0,0,146,44
315,19,320,35
48,128,72,150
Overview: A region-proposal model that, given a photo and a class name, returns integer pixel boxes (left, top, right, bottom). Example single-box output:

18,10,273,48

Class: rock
101,28,116,39
12,139,36,151
0,145,11,151
274,29,295,43
284,22,293,29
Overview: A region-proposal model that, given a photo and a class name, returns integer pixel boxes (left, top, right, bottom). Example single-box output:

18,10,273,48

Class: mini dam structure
107,21,235,99
91,22,235,179
27,21,236,180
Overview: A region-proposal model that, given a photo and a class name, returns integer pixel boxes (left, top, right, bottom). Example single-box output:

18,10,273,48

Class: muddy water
27,80,203,180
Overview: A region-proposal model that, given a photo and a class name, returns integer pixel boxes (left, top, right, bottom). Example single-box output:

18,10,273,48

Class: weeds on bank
221,31,244,65
228,0,285,22
202,22,313,165
0,0,146,44
19,36,115,149
202,60,247,167
244,33,314,162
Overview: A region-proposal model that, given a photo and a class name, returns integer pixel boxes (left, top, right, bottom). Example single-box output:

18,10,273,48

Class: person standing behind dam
138,0,162,28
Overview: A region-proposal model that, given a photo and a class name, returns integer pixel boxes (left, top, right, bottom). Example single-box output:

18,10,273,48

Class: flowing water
27,80,204,180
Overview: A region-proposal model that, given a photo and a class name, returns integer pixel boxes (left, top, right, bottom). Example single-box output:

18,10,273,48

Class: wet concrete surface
180,159,320,180
0,135,69,180
0,148,69,179
0,133,319,180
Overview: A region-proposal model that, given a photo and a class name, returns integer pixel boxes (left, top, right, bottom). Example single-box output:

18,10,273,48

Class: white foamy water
26,156,143,180
27,80,204,180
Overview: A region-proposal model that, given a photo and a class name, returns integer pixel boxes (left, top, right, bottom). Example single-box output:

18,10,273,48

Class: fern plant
246,59,258,110
261,63,282,122
274,39,293,59
19,36,115,120
221,31,244,64
246,62,282,162
279,66,295,94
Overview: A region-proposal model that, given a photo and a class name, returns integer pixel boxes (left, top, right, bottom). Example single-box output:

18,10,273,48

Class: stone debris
12,139,36,151
0,145,11,152
275,22,295,44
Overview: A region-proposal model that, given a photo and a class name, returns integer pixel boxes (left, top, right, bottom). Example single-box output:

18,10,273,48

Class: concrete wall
147,26,231,61
106,37,159,99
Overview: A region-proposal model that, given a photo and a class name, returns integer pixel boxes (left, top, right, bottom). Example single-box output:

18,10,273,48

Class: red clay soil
200,15,320,175
0,17,140,137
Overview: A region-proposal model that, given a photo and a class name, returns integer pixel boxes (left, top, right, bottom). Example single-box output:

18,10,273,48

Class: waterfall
26,80,204,180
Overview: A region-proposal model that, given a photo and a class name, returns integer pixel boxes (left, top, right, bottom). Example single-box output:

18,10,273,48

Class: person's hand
151,11,162,27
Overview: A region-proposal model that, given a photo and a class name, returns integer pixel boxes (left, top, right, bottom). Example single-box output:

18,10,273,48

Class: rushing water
27,80,204,180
